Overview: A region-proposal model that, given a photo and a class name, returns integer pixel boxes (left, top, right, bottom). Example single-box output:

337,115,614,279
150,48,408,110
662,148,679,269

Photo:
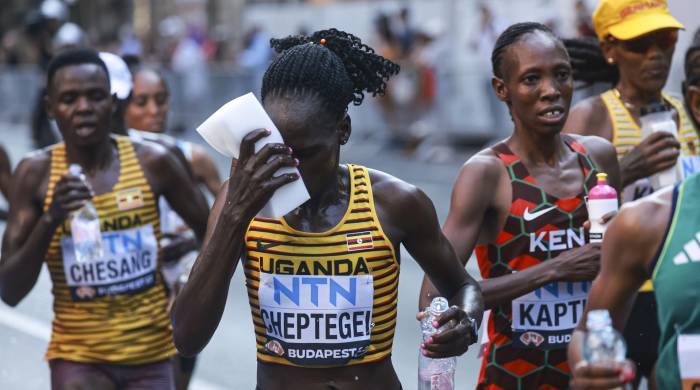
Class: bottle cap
586,309,612,330
429,297,449,315
68,164,83,176
596,172,608,182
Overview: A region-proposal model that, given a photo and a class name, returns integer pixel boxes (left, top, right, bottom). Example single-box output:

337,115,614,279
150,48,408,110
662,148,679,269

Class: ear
339,113,351,145
600,39,616,66
686,85,700,127
492,76,509,103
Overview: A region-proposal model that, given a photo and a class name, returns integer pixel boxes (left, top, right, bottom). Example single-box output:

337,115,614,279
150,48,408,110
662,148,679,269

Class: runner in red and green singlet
420,22,621,389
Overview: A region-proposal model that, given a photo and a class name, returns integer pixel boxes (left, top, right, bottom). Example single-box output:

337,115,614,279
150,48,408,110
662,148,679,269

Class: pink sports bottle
587,173,618,243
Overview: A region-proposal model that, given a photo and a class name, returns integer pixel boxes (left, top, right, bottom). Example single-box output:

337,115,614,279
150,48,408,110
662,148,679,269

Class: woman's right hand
48,173,94,222
570,360,636,389
224,128,299,222
620,131,680,185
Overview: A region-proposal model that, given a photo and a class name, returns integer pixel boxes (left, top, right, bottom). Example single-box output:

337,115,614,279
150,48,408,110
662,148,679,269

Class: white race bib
258,273,374,366
60,224,158,301
511,281,590,349
678,334,700,389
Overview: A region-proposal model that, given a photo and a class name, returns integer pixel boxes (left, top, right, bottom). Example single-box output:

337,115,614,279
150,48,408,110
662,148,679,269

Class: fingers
253,143,292,168
645,132,681,155
262,172,300,195
239,129,271,163
571,362,627,389
253,154,298,181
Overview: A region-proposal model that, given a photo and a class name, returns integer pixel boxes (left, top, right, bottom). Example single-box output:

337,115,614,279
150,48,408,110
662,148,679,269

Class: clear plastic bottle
639,102,681,189
68,164,103,263
418,297,456,390
583,309,626,364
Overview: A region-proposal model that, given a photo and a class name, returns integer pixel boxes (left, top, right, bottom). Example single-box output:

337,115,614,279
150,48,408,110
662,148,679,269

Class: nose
75,95,93,113
540,77,561,101
146,98,160,116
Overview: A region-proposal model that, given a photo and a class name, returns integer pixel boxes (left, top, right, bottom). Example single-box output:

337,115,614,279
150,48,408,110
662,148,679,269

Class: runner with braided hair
172,28,482,389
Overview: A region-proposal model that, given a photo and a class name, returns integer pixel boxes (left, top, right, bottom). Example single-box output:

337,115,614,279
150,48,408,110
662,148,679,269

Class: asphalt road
0,121,485,390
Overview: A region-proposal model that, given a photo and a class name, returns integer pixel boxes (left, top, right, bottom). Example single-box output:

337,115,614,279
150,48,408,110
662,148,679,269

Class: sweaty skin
171,95,483,390
564,29,681,188
420,30,621,311
0,63,209,320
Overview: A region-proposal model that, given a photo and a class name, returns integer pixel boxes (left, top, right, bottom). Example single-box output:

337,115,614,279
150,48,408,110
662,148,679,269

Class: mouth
537,106,566,124
74,123,97,138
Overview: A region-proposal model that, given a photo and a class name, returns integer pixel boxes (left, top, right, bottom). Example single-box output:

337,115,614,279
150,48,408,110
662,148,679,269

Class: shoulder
130,137,182,177
565,95,610,137
15,148,51,184
367,168,429,209
460,148,506,179
609,186,673,246
573,134,616,163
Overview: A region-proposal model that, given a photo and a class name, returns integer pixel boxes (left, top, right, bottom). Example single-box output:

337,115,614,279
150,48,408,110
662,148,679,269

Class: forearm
171,214,247,356
480,261,556,310
0,214,59,306
567,329,586,369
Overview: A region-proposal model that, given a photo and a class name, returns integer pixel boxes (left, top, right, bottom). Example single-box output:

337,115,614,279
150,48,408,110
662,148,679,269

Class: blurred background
0,0,697,389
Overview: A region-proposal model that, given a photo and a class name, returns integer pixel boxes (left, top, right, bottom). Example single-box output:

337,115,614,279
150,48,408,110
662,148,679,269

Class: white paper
196,92,310,218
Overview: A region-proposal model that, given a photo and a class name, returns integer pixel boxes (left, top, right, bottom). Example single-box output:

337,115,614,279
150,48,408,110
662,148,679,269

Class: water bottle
68,164,103,263
583,310,626,364
587,173,618,243
418,297,456,390
640,102,682,189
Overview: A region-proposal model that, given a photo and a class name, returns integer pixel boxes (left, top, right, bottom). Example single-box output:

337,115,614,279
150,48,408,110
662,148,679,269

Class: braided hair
261,28,400,118
491,22,560,79
563,37,619,86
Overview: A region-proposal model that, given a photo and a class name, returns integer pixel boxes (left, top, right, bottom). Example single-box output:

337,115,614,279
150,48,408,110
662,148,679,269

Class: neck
509,125,564,166
64,136,115,174
616,79,664,109
296,166,346,217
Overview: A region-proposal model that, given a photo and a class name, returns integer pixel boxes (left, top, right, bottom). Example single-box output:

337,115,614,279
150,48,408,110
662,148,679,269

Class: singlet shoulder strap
562,134,598,193
651,183,682,280
664,92,700,154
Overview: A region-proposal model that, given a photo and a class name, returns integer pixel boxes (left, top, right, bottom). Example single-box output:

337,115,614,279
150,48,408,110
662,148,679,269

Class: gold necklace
613,88,636,111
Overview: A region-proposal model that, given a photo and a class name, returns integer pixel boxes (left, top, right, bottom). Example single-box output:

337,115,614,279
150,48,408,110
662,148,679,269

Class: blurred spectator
393,7,416,56
469,2,510,137
238,25,272,98
574,0,596,38
1,29,23,66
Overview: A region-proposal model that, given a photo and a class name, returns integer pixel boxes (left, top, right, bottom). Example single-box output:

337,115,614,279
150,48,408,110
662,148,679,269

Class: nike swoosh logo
256,240,287,251
523,206,557,221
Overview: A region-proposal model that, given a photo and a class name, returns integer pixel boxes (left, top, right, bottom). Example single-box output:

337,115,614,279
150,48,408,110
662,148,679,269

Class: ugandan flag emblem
115,188,144,211
346,231,374,252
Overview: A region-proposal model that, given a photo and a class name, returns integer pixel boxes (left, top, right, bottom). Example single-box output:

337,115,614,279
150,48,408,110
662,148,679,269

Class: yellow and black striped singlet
244,164,399,367
44,136,175,364
602,89,700,292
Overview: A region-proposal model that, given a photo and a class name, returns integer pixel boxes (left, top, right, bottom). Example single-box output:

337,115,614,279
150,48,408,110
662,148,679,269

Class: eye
59,92,77,104
556,69,571,80
88,90,107,101
523,74,539,84
155,93,169,106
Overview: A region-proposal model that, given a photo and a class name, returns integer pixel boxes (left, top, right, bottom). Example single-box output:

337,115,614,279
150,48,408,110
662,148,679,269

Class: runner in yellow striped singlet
172,29,483,390
0,49,208,389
